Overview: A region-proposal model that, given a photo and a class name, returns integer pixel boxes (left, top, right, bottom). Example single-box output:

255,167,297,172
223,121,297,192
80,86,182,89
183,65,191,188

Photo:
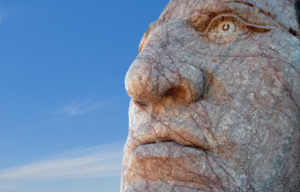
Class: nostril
134,100,148,107
134,100,150,110
163,86,187,101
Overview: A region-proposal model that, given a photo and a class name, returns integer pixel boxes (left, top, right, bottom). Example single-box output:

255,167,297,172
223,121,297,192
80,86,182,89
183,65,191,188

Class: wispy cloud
0,143,124,191
56,100,112,116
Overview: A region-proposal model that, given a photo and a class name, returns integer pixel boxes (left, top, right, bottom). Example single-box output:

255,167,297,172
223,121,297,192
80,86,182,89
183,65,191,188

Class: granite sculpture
122,0,300,191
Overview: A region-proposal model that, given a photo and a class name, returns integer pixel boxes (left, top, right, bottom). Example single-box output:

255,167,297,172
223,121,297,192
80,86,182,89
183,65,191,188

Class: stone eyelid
194,13,276,36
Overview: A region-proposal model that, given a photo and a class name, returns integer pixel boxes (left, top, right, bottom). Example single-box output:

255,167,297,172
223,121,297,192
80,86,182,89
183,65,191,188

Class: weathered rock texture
122,0,300,191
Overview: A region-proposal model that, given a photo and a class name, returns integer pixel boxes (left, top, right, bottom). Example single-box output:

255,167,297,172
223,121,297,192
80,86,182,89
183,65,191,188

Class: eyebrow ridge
225,0,276,19
225,0,254,8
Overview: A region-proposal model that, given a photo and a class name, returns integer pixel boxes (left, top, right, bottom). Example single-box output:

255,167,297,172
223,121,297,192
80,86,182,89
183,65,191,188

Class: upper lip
130,120,217,155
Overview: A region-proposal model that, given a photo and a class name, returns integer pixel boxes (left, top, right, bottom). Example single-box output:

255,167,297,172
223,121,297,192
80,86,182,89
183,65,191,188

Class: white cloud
56,100,112,116
0,143,123,182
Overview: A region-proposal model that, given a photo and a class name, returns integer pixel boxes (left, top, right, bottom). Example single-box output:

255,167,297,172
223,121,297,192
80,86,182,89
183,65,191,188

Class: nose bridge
125,34,204,108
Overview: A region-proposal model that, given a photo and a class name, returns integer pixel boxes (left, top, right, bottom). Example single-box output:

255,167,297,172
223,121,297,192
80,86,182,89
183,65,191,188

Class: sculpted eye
191,14,273,44
207,16,248,44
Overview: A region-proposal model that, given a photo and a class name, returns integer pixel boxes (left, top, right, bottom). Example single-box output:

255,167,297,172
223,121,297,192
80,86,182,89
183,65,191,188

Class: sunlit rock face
121,0,300,191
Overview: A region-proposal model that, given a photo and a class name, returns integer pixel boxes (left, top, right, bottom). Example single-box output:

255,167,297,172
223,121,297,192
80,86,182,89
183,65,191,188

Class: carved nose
125,57,204,109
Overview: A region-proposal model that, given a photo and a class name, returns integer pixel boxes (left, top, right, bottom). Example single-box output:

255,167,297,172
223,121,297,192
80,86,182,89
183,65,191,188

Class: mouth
130,142,210,186
123,120,223,187
128,120,219,158
132,141,208,161
125,141,229,191
134,139,210,154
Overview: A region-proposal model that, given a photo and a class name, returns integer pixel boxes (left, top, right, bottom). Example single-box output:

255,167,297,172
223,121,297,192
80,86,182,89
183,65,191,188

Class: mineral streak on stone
122,0,300,191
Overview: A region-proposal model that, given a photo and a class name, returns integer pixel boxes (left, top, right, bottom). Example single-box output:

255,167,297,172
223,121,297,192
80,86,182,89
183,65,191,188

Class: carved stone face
122,0,300,191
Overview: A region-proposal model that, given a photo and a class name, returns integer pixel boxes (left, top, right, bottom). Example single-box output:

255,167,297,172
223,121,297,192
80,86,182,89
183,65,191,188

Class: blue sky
0,1,169,191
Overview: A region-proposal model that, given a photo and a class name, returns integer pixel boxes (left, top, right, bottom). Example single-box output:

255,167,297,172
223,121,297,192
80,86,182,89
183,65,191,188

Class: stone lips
124,142,246,192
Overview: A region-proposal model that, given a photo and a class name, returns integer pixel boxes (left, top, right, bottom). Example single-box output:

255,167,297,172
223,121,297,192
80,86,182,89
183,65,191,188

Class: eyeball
216,21,236,33
208,16,248,44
